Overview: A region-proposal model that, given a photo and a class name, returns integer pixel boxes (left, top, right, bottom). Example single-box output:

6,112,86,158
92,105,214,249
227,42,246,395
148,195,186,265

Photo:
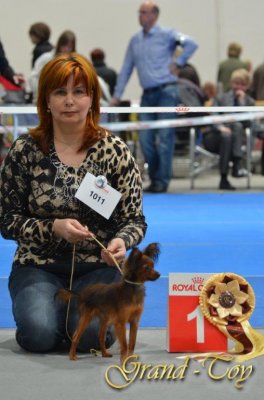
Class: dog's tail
55,289,79,303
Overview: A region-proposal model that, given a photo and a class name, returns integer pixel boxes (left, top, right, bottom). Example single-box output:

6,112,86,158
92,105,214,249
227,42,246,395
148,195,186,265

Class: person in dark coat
0,40,24,85
29,22,53,67
90,48,117,96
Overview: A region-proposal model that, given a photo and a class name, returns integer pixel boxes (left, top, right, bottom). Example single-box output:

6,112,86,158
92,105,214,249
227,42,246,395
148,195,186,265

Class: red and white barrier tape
1,106,264,114
1,107,264,134
101,112,264,132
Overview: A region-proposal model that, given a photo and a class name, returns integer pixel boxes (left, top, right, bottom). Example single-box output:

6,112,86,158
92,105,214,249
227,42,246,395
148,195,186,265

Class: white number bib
75,172,121,219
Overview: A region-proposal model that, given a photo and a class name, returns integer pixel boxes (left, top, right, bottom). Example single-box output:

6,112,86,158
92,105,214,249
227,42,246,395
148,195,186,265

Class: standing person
90,48,117,96
28,30,76,103
0,39,24,86
28,22,53,67
217,42,248,93
26,22,53,103
0,53,147,353
112,1,198,193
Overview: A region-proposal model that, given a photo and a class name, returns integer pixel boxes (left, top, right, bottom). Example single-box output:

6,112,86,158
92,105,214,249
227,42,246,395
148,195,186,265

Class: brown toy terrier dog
56,242,160,363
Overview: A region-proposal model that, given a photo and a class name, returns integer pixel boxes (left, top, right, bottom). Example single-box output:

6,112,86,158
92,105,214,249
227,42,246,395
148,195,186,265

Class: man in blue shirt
112,1,198,192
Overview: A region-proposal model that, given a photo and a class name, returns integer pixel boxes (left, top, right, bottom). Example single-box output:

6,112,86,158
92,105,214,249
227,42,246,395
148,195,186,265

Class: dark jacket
250,63,264,101
93,60,117,96
32,40,53,67
213,90,255,107
0,40,16,83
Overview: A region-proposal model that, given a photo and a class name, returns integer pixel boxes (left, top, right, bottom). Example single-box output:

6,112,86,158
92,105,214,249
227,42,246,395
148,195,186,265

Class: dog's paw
120,353,129,365
69,354,78,361
102,351,113,358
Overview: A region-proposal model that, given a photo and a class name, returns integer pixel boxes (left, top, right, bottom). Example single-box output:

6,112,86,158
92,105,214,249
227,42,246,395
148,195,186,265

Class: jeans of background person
8,263,121,353
17,114,39,127
99,113,109,124
203,122,244,174
139,83,180,189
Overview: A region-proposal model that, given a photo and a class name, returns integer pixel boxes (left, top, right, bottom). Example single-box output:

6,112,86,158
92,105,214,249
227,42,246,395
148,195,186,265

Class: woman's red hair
29,52,104,154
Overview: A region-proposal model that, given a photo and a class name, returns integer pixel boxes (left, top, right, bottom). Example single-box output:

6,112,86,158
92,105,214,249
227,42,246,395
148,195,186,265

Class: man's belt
143,81,177,94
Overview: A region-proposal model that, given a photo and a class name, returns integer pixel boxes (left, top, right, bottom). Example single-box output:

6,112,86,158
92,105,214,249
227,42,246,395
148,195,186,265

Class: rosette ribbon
199,273,264,361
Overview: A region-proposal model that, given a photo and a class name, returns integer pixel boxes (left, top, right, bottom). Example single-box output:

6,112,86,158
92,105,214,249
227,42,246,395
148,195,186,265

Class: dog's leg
69,311,92,361
128,320,139,355
128,309,143,355
99,318,112,358
114,321,128,364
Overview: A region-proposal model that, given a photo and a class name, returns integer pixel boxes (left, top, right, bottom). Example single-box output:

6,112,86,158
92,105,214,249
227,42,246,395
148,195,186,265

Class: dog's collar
124,279,144,286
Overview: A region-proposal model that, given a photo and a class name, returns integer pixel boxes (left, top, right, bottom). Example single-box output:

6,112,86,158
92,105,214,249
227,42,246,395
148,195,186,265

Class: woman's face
59,44,74,53
30,34,39,44
231,79,249,94
47,74,92,127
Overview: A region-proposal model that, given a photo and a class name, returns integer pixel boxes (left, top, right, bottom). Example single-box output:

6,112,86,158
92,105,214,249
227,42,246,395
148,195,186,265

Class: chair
189,126,252,190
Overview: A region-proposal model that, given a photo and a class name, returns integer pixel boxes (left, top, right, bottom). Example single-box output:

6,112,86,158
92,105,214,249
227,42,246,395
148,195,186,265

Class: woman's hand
234,90,246,105
53,218,91,243
101,238,126,266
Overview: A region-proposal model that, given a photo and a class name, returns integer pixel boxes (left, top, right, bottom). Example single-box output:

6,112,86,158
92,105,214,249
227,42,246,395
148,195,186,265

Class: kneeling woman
0,53,147,353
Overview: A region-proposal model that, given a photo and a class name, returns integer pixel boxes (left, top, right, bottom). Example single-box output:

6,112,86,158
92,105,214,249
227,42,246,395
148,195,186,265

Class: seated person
202,81,217,105
202,69,255,190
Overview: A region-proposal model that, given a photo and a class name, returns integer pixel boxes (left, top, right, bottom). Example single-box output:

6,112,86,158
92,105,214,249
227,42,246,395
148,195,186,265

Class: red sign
167,273,227,352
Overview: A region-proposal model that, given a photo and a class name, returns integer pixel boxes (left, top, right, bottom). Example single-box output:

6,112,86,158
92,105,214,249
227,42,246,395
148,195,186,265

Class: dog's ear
143,243,160,261
127,247,142,267
128,247,142,261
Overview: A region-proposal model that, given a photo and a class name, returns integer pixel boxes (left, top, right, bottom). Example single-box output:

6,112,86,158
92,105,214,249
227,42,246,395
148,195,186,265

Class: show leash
88,232,123,275
87,234,143,285
65,233,142,348
65,243,76,341
65,234,122,342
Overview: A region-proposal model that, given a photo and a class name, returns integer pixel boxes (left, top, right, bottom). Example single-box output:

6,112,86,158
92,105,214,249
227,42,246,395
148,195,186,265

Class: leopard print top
0,133,147,268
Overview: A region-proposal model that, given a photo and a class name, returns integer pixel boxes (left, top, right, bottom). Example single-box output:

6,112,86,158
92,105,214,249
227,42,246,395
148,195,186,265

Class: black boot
219,175,236,190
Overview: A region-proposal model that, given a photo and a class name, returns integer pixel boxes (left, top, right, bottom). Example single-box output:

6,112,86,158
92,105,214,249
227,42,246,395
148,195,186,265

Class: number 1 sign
167,273,227,352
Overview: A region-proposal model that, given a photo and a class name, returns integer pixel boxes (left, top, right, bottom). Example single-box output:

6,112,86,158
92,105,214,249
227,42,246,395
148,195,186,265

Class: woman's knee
12,288,65,352
15,317,64,353
9,267,66,352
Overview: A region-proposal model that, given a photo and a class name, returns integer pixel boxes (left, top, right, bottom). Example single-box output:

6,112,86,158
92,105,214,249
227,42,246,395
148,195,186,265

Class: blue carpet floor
1,193,264,328
142,192,264,276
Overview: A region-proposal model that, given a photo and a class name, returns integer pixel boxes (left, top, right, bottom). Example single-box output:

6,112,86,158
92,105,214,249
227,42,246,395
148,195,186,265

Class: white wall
1,0,264,100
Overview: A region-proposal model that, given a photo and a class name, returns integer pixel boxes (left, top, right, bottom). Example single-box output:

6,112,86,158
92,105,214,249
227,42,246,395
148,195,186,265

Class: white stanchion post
245,127,252,189
189,128,196,190
13,114,19,141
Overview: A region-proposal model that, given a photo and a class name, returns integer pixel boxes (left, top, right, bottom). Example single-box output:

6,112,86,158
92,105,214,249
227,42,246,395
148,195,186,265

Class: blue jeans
140,84,180,188
8,264,121,353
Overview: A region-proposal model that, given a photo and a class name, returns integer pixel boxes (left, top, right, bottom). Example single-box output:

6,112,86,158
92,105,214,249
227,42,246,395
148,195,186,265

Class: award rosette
199,273,264,361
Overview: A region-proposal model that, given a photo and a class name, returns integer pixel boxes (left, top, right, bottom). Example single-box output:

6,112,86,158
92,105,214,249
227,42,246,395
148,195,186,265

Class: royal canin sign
169,273,212,296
